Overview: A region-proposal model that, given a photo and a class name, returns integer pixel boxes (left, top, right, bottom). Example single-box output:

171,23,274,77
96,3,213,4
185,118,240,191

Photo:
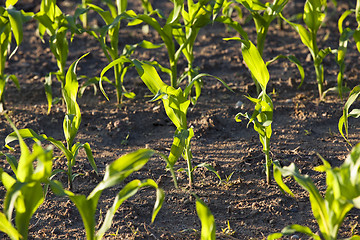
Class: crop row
1,0,360,239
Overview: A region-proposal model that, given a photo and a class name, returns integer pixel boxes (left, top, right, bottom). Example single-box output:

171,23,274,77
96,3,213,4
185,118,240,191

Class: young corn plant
5,54,97,190
34,0,85,113
333,0,360,98
49,149,164,240
281,0,333,99
270,143,360,240
84,1,134,108
0,1,31,112
133,59,193,187
129,0,214,99
229,38,274,185
338,85,360,145
217,0,304,94
0,115,54,240
171,0,213,104
236,0,289,57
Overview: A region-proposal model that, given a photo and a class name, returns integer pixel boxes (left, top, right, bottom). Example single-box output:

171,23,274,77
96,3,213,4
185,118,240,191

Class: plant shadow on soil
1,0,360,239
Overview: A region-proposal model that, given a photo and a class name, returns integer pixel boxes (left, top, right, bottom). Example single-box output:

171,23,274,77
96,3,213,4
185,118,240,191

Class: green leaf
216,16,248,40
96,179,164,239
7,8,23,46
67,192,100,240
338,10,353,34
241,40,269,89
273,162,294,197
168,128,189,166
6,0,18,8
280,13,313,53
133,60,167,95
281,224,321,239
314,47,333,66
89,149,155,199
354,29,360,53
99,56,131,101
195,195,216,240
83,142,98,174
303,0,326,33
213,0,224,20
116,0,128,14
195,162,222,183
0,211,21,240
169,0,183,24
266,55,305,88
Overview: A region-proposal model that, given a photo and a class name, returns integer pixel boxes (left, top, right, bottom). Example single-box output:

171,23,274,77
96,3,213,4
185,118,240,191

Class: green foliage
85,1,133,107
130,0,215,104
218,0,304,93
0,115,53,240
271,143,360,240
230,38,274,184
236,0,289,57
35,0,85,113
134,60,192,187
338,86,360,145
281,0,331,99
5,54,97,189
50,149,164,240
195,195,216,240
0,2,31,112
335,0,360,99
337,0,360,144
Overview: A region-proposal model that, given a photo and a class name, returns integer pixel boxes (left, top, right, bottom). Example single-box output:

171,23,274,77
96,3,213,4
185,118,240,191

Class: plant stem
263,136,271,185
265,150,271,185
170,60,178,88
186,156,193,188
315,63,324,99
68,157,73,190
185,143,194,188
114,64,123,108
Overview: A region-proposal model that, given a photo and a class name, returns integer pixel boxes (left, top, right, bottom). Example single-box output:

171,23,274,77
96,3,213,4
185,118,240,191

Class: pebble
235,100,244,109
291,235,300,239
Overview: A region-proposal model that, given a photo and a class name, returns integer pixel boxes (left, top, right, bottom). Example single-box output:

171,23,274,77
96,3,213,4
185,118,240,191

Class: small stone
291,235,300,239
235,100,244,109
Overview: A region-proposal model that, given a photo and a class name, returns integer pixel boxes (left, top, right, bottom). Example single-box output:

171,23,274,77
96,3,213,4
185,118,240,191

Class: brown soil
1,0,360,239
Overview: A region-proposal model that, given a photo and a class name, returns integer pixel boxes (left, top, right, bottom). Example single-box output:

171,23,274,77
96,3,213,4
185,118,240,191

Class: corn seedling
236,0,289,57
83,1,163,108
35,0,85,113
0,1,31,112
133,59,193,187
171,0,214,104
0,115,53,240
218,0,304,94
227,37,273,185
130,0,214,97
5,54,98,190
49,149,164,240
132,59,230,188
84,1,132,107
332,0,360,98
280,0,334,99
270,144,360,240
338,85,360,145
